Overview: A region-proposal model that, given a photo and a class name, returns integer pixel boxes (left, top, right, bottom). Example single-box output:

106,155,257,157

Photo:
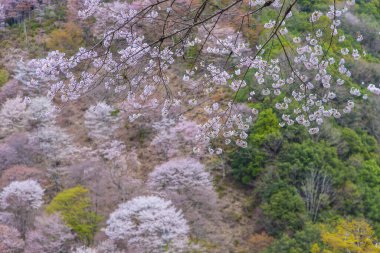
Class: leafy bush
278,140,346,186
0,69,9,86
46,186,102,245
230,109,282,184
261,186,307,234
264,223,321,253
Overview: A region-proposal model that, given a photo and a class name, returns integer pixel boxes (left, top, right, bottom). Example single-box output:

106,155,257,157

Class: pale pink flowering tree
0,96,28,137
71,246,97,253
0,211,14,226
368,84,380,95
96,140,141,200
147,157,216,206
96,239,125,253
151,119,207,157
105,195,189,252
0,133,40,173
0,4,4,26
147,158,218,238
0,143,22,173
24,213,75,253
0,96,57,138
84,102,121,143
30,125,81,164
25,96,57,128
0,224,25,253
0,179,44,237
28,0,379,151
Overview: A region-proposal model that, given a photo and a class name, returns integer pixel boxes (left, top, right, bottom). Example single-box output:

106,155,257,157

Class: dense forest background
0,0,380,252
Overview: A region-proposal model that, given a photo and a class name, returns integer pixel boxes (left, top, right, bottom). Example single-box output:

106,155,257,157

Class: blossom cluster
27,0,379,153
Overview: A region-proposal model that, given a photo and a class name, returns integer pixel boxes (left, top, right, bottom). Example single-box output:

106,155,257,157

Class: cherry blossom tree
28,0,379,152
25,213,75,253
96,140,141,199
147,157,216,206
0,211,14,226
0,165,44,188
0,224,25,253
0,96,28,137
84,102,121,142
0,143,20,173
0,79,21,104
0,133,40,173
0,96,57,138
147,158,218,238
0,179,44,237
96,239,125,253
71,246,97,253
70,241,126,253
30,125,81,164
0,4,4,22
151,119,206,158
25,96,57,128
104,195,189,252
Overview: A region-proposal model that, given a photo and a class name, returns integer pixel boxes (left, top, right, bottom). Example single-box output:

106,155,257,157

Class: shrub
261,186,306,234
46,186,102,245
0,68,9,86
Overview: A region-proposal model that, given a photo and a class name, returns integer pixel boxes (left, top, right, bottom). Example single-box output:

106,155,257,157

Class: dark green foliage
228,101,380,246
230,109,282,184
297,0,330,12
264,223,321,253
278,140,346,186
261,186,306,234
355,0,380,20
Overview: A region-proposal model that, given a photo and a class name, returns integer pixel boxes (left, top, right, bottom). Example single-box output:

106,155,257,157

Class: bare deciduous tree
301,170,333,222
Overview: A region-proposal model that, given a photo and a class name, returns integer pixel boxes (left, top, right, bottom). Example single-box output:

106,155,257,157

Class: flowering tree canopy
25,213,75,253
84,102,121,142
148,157,213,193
0,179,44,237
105,195,189,252
30,125,81,162
151,119,206,156
0,179,44,210
0,96,28,137
24,96,57,128
0,96,56,137
27,0,380,152
71,246,97,253
0,224,25,253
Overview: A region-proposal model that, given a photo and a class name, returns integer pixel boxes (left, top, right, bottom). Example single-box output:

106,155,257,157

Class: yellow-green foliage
249,108,281,145
320,219,380,253
0,69,9,86
46,22,84,55
46,186,102,245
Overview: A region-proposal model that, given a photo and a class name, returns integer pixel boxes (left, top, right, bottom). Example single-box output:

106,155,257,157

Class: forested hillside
0,0,379,252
